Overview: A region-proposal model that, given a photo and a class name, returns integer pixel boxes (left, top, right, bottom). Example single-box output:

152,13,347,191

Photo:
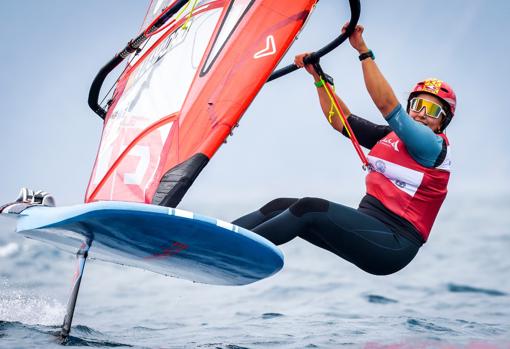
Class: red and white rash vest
365,131,451,241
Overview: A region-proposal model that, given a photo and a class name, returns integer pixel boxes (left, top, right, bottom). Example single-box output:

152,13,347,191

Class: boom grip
88,55,124,119
267,0,361,82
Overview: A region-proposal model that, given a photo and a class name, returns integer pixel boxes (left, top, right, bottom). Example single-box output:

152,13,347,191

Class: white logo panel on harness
368,155,424,197
254,35,276,59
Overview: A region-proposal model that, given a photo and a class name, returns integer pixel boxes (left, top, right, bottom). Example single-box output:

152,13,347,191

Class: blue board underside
15,201,284,286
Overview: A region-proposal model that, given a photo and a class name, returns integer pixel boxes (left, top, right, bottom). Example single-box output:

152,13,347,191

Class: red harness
365,132,451,241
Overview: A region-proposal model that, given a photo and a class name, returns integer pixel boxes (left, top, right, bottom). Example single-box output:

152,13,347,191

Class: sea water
0,193,509,348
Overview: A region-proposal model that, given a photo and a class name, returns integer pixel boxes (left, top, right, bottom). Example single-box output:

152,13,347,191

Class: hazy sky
1,1,508,220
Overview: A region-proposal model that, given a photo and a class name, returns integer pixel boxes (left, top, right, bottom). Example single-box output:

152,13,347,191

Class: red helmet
407,78,457,131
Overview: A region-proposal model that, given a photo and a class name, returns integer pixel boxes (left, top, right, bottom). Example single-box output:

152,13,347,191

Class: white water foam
0,280,65,326
0,242,20,258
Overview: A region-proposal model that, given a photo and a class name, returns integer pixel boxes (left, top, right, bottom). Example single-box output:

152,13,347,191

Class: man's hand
294,52,320,80
342,22,369,53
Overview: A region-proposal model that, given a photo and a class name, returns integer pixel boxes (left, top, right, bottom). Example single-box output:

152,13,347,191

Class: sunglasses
409,98,446,119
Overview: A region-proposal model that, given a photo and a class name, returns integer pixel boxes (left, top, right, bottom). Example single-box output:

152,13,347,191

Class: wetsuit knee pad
260,198,298,215
289,197,329,217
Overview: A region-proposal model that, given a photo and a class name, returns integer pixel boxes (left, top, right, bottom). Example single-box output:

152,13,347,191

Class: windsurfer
232,23,456,275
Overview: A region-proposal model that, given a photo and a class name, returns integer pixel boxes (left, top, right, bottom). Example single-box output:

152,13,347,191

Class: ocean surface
0,194,509,348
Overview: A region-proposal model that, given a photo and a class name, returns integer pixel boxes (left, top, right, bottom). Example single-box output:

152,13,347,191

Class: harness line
315,65,369,169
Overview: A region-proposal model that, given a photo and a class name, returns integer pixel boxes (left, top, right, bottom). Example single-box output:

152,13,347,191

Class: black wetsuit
232,114,445,275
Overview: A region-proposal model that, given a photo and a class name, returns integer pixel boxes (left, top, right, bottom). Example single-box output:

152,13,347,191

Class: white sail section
86,0,319,205
89,1,224,198
113,2,223,121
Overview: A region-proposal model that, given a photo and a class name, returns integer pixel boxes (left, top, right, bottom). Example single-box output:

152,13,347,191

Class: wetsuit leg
249,197,420,275
232,198,298,230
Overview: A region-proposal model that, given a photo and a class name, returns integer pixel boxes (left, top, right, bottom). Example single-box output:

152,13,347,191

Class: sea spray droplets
0,243,20,258
0,281,65,326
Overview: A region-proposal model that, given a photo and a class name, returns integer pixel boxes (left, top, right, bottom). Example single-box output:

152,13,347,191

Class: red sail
85,0,317,206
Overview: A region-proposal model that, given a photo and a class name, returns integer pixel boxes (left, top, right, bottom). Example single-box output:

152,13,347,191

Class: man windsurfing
233,23,456,275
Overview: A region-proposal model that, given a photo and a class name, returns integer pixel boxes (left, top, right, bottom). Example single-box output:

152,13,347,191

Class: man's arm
294,53,351,134
344,24,399,118
341,114,391,149
294,52,391,149
345,23,446,167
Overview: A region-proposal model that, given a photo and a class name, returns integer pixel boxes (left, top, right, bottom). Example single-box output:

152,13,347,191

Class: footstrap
0,188,56,214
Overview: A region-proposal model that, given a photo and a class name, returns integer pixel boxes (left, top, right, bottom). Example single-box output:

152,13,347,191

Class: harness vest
365,131,451,241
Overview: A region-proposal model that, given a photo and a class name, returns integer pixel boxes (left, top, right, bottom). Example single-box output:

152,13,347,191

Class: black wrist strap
359,50,375,61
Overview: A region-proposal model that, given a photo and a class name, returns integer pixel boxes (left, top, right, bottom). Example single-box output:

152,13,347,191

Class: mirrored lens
410,98,443,119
